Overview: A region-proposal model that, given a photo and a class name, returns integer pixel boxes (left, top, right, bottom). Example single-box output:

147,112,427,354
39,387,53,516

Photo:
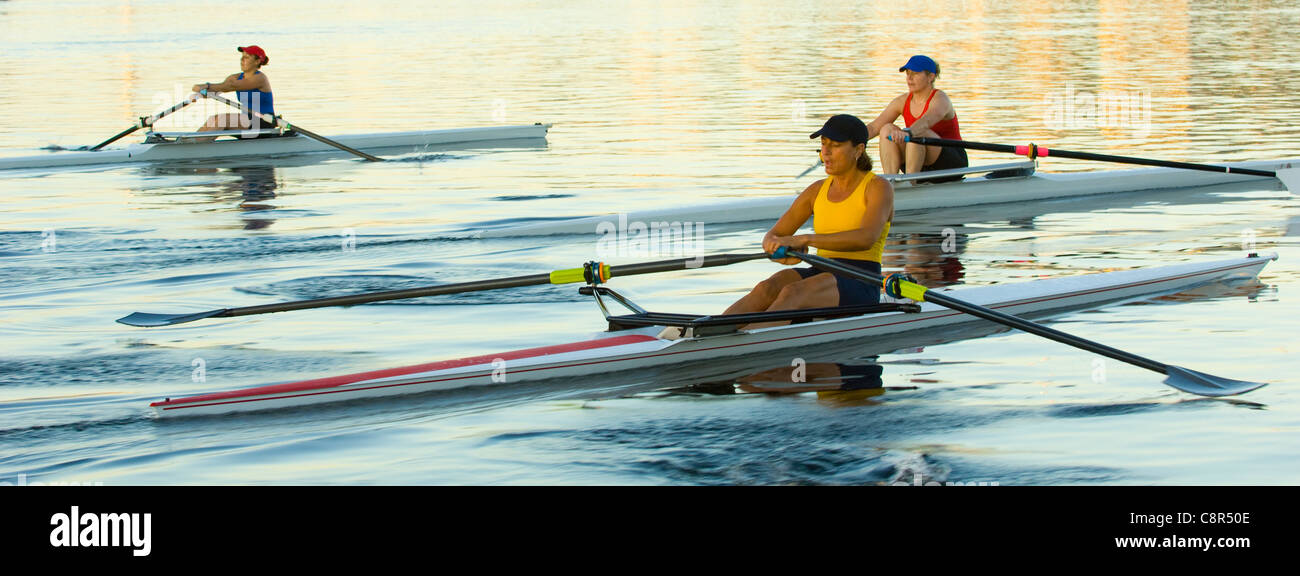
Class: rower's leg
878,127,905,174
903,128,943,174
193,114,251,143
743,273,839,330
660,268,804,339
198,113,244,132
723,269,803,315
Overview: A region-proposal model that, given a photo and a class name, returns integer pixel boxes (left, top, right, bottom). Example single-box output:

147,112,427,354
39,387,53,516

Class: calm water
1,0,1298,485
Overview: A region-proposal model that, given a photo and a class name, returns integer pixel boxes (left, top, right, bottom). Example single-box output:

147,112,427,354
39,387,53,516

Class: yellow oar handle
549,262,611,285
884,272,928,301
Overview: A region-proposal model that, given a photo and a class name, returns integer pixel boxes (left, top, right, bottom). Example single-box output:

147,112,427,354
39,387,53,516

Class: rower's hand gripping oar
907,136,1299,192
770,247,1267,397
197,90,384,162
117,252,770,327
87,98,200,151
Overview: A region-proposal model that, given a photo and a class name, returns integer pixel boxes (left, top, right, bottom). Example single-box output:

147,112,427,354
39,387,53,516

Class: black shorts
794,258,881,306
918,144,969,183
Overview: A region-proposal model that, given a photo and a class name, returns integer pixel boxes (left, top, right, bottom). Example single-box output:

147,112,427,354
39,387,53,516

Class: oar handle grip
1015,144,1050,158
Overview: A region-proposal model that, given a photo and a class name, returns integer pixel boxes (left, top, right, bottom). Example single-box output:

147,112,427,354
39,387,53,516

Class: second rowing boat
145,251,1275,417
471,159,1297,238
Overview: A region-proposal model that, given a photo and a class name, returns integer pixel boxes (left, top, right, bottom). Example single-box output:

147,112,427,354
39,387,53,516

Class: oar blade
1274,167,1300,193
117,309,227,327
1163,366,1268,397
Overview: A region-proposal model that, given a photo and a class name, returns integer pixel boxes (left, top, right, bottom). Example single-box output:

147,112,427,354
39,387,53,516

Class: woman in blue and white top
191,45,277,132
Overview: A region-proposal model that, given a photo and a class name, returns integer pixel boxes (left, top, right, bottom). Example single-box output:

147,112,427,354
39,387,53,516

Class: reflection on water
663,359,927,407
886,229,970,287
138,163,281,229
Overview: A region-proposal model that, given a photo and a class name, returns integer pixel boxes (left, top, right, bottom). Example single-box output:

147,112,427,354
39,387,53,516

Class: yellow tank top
812,172,890,262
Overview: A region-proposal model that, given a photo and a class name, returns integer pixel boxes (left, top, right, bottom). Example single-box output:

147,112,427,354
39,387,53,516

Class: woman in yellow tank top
722,114,894,329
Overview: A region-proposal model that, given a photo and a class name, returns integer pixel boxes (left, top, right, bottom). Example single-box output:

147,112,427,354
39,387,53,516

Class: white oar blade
1163,366,1268,397
1274,168,1300,193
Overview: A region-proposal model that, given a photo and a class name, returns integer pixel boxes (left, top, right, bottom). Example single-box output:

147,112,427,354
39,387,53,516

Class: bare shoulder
868,173,893,195
934,89,954,105
793,178,824,206
801,178,825,195
886,92,908,111
866,174,894,210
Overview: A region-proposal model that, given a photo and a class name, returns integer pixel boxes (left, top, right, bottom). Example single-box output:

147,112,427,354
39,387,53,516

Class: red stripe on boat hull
151,334,659,408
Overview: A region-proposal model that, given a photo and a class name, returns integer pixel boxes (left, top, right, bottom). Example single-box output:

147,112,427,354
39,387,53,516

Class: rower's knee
753,274,790,300
773,274,834,308
879,135,901,156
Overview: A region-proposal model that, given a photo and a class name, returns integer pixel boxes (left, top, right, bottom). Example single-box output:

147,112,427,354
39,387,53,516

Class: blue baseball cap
899,55,939,75
809,114,868,144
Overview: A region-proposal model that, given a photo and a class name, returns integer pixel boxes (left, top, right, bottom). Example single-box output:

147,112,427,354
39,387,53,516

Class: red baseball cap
238,45,269,65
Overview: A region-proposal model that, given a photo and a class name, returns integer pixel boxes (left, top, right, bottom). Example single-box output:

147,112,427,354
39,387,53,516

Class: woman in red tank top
865,55,968,180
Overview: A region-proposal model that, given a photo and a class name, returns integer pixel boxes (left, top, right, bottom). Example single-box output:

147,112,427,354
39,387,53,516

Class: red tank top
903,90,962,140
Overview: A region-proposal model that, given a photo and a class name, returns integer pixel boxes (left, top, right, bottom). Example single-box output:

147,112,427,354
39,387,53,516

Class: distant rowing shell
0,123,551,170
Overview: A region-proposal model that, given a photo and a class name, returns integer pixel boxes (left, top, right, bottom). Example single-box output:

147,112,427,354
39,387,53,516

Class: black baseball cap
809,114,868,144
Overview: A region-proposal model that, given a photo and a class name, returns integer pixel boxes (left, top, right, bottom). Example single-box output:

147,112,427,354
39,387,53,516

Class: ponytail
856,150,873,172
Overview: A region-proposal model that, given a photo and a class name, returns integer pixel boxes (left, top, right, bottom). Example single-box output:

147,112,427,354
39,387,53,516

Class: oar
775,248,1267,397
117,252,769,327
796,159,822,179
200,91,384,162
908,136,1299,191
88,98,199,151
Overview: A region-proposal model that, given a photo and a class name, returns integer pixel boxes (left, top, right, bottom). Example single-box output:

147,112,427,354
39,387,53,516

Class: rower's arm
762,181,819,259
195,73,266,93
798,177,894,252
865,95,905,141
766,181,818,238
906,90,954,135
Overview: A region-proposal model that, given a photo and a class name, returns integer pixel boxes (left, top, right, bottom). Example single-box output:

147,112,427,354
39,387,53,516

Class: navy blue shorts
794,258,881,306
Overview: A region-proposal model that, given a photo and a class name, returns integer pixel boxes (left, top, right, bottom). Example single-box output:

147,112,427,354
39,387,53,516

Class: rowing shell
0,124,550,170
471,159,1298,238
150,252,1275,417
